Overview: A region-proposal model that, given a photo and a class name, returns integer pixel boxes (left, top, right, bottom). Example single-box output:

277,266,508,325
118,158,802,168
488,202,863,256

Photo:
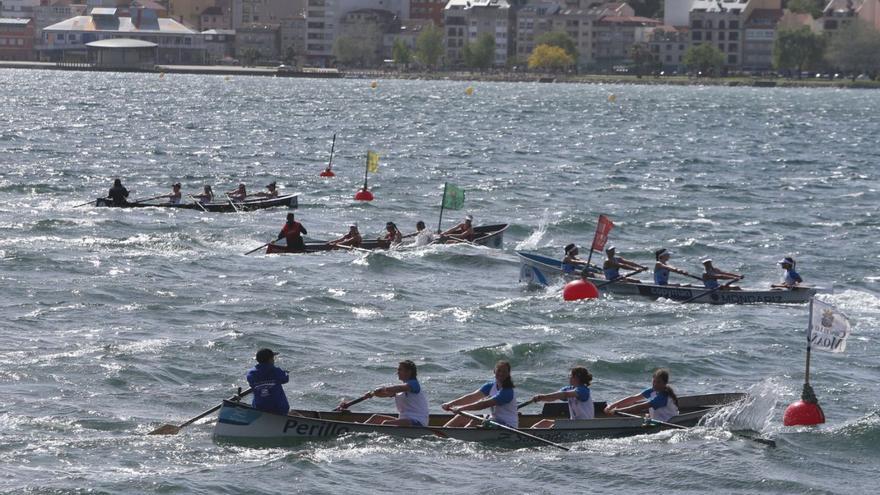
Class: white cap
701,258,712,264
465,215,473,222
349,223,358,229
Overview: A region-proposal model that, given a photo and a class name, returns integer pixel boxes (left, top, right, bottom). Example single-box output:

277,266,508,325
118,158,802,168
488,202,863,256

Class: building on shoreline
0,17,36,60
444,0,513,67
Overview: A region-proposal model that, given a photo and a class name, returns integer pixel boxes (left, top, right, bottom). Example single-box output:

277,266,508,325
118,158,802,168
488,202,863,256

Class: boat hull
266,224,508,254
212,393,744,446
517,251,816,304
95,194,298,212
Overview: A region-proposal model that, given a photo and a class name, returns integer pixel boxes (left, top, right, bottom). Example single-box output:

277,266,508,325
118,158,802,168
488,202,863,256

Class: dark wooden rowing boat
94,194,298,213
266,223,508,254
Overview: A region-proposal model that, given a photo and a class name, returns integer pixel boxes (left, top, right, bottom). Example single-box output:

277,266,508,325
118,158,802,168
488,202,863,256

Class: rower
359,360,429,427
254,181,279,198
441,361,517,428
530,366,594,429
441,215,475,242
192,185,214,204
278,213,308,252
701,258,743,289
774,256,803,288
166,182,182,205
329,223,362,248
227,183,247,201
246,348,290,415
562,244,600,275
604,368,679,422
603,246,644,282
380,221,402,245
107,178,129,206
412,220,434,247
653,248,693,286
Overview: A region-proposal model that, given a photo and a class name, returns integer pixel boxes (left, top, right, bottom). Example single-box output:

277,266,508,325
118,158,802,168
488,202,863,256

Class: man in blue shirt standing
246,348,290,415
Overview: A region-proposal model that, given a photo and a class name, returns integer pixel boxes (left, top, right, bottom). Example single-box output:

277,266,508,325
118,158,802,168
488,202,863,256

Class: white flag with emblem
808,298,851,353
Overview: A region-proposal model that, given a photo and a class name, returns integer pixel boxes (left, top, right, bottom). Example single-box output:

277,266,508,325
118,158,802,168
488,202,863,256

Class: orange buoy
563,280,599,301
354,189,374,201
783,400,825,426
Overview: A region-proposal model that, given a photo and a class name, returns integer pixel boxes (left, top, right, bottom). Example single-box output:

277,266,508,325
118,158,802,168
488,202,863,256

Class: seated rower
380,221,402,245
411,221,434,247
653,248,693,286
227,183,247,201
530,367,594,429
166,183,182,205
254,181,279,198
107,178,129,206
192,185,214,204
701,258,743,290
604,368,679,423
441,361,517,428
773,256,803,288
562,244,600,276
603,246,644,282
359,360,429,427
277,213,307,252
441,215,475,242
246,348,290,416
329,223,362,248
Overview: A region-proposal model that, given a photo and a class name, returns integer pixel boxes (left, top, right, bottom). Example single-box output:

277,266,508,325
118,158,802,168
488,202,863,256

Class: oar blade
148,423,181,435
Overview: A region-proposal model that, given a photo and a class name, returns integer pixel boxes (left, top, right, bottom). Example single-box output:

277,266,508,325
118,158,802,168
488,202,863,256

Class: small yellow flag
367,150,379,173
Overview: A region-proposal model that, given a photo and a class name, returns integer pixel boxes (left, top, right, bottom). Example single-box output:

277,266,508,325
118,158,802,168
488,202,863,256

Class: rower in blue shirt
246,348,290,415
442,361,518,428
603,246,644,282
653,248,694,285
774,256,803,288
530,366,595,428
562,244,600,276
700,258,743,289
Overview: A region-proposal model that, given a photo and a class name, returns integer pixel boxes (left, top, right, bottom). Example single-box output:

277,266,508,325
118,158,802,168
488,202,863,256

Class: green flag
442,183,465,210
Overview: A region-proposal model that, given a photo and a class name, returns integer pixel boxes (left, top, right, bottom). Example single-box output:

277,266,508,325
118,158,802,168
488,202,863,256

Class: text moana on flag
808,298,851,353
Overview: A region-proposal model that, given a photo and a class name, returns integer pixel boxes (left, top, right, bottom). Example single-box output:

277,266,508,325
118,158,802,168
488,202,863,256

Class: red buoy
563,280,599,301
320,168,335,177
354,188,374,201
783,400,825,426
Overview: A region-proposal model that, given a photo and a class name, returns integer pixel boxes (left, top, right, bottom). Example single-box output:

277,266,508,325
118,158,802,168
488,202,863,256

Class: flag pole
801,297,819,402
362,152,370,190
437,182,448,234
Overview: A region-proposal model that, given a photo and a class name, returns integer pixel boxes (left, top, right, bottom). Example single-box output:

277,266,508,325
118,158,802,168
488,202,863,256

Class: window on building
718,20,725,29
728,54,737,64
728,43,737,52
691,19,702,28
729,20,739,29
665,54,671,61
729,31,739,40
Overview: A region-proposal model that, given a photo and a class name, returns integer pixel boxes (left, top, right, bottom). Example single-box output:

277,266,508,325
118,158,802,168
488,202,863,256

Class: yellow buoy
370,81,378,89
607,94,616,102
465,86,474,96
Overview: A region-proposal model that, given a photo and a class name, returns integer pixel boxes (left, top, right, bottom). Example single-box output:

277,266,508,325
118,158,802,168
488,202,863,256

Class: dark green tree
785,0,823,18
773,26,824,78
392,39,412,66
534,31,577,60
682,43,724,76
415,24,444,70
630,43,654,78
463,32,496,70
826,20,880,80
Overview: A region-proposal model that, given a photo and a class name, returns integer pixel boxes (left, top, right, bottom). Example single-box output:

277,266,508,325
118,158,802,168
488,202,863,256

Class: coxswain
277,212,307,252
441,361,517,428
167,183,182,205
329,223,362,248
603,246,644,282
441,215,475,242
774,256,803,288
357,360,429,427
227,183,247,201
562,244,600,276
653,248,693,286
530,367,595,428
412,220,435,247
246,348,290,415
107,178,129,206
192,185,214,204
254,181,279,198
604,368,680,423
701,258,743,289
380,221,402,245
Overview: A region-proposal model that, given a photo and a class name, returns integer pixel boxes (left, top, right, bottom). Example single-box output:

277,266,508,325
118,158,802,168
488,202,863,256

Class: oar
334,392,372,411
130,194,167,204
594,267,648,289
614,411,775,447
245,241,273,255
333,243,372,254
517,398,537,410
148,387,253,435
452,409,570,451
225,193,241,213
74,199,101,208
188,195,208,213
680,276,742,304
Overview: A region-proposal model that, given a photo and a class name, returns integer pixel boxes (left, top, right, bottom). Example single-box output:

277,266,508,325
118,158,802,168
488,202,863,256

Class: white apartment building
444,0,513,67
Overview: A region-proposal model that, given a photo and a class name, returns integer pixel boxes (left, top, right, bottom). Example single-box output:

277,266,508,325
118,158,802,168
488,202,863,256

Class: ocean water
0,69,878,494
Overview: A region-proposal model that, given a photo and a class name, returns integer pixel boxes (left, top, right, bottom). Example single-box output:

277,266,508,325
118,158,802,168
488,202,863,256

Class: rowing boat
517,251,818,304
212,393,743,446
265,223,508,254
94,194,298,212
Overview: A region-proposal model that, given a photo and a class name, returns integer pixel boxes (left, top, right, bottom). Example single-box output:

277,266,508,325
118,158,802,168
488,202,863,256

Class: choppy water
1,69,878,494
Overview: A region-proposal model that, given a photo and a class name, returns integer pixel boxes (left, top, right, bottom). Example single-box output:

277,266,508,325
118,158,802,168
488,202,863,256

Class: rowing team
564,244,805,289
248,349,679,429
105,179,280,206
275,213,477,251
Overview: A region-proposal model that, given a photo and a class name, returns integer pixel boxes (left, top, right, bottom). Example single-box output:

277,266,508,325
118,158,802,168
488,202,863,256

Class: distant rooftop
0,18,33,25
44,15,197,34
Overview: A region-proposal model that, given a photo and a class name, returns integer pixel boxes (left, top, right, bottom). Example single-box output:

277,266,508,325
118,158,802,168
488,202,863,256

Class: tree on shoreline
534,31,578,60
415,24,444,70
392,39,412,67
463,33,496,70
528,44,574,72
683,43,724,76
825,20,880,80
773,26,824,78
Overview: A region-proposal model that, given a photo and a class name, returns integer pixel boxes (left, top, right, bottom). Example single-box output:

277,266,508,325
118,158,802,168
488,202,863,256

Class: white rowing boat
212,393,744,446
517,251,818,304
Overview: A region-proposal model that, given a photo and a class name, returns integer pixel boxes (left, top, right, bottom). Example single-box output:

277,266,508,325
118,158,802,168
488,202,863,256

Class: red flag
591,215,614,252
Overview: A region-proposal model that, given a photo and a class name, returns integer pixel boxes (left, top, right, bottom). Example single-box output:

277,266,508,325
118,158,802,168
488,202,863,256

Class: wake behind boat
518,251,818,304
265,223,508,254
212,393,744,446
94,193,298,212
